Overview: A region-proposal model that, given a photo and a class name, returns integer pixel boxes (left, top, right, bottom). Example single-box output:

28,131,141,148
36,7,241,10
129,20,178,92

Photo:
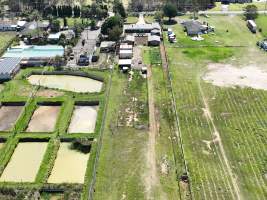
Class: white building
119,49,133,59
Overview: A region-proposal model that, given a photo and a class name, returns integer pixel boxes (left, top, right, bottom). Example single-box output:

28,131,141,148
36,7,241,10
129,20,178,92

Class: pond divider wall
29,71,104,82
0,102,26,106
37,101,63,106
59,138,94,143
19,138,50,142
74,101,99,106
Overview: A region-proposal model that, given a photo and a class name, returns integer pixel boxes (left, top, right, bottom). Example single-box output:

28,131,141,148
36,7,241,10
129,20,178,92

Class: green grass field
164,15,267,199
210,2,267,11
255,15,267,37
0,32,15,55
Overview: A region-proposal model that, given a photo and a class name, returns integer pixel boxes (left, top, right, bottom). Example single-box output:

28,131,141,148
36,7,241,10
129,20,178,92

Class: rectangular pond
48,142,90,184
26,106,60,132
68,106,99,133
0,142,48,182
0,106,23,131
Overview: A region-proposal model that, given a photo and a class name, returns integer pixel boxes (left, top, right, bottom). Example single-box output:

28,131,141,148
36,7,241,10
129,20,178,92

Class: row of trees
44,5,81,18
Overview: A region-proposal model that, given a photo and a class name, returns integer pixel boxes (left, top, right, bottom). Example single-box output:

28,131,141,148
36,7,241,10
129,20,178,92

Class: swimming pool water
3,45,64,58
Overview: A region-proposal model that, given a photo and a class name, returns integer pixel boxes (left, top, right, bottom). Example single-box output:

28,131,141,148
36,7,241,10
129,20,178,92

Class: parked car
257,40,267,51
77,55,90,66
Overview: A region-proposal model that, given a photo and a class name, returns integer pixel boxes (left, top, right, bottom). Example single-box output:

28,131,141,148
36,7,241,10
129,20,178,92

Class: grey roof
148,35,161,42
125,35,135,42
182,20,206,35
100,41,116,48
0,57,21,75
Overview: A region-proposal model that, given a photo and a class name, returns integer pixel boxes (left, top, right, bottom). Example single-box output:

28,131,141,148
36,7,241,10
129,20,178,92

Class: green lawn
255,15,267,37
165,15,267,199
210,2,267,11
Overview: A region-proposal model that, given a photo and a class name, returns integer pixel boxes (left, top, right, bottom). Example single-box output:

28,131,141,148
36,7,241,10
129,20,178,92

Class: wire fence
88,67,114,200
161,38,193,199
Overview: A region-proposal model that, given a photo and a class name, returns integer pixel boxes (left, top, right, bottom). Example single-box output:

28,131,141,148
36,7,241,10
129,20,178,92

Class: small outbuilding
124,35,135,45
120,44,133,50
100,41,116,53
182,20,207,36
118,59,132,69
148,35,161,46
119,49,133,59
0,57,21,82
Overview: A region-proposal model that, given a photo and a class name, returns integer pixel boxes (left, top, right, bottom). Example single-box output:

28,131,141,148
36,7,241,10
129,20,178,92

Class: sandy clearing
0,143,4,149
0,106,23,131
203,64,267,90
26,106,60,132
0,142,47,182
68,106,98,133
48,143,90,184
27,75,103,93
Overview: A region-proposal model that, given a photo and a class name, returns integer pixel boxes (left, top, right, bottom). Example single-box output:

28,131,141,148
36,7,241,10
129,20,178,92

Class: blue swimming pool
3,45,64,58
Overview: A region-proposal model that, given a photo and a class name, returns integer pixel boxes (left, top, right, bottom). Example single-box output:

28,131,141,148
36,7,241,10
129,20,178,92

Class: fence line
161,38,193,199
88,67,113,200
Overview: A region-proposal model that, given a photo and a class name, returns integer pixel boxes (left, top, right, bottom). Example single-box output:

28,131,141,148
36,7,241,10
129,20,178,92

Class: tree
163,3,177,21
113,0,127,18
244,5,258,20
63,17,68,27
154,11,164,23
90,20,96,30
108,25,123,41
51,19,61,33
101,15,123,35
54,55,63,71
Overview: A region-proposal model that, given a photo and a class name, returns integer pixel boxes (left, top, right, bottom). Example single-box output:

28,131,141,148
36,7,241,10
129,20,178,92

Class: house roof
182,20,206,35
124,22,161,32
100,41,116,48
120,44,133,50
0,57,21,75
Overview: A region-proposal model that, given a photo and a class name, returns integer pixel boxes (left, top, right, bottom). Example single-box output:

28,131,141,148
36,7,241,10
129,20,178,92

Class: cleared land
27,75,103,93
26,106,60,132
68,106,98,133
0,142,47,182
48,143,90,184
0,106,23,131
164,15,267,199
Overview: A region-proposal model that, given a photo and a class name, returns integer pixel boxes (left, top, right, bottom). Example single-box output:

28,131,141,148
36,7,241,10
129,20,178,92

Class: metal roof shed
0,57,21,82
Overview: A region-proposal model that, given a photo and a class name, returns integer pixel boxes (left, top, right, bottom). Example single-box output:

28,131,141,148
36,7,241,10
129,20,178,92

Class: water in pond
68,106,98,133
0,142,47,182
48,143,90,183
26,106,60,132
0,106,23,131
27,75,103,93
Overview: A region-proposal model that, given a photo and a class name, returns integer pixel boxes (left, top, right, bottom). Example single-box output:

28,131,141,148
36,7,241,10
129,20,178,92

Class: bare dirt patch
36,89,64,98
0,106,23,131
68,106,98,133
26,106,60,132
203,64,267,91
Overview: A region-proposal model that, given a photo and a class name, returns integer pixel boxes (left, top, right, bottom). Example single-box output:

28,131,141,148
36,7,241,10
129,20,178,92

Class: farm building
120,44,133,51
124,23,161,34
100,41,116,53
0,21,17,31
0,57,21,82
119,49,133,59
48,30,75,42
118,59,132,69
148,35,161,46
151,29,161,36
124,35,135,45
